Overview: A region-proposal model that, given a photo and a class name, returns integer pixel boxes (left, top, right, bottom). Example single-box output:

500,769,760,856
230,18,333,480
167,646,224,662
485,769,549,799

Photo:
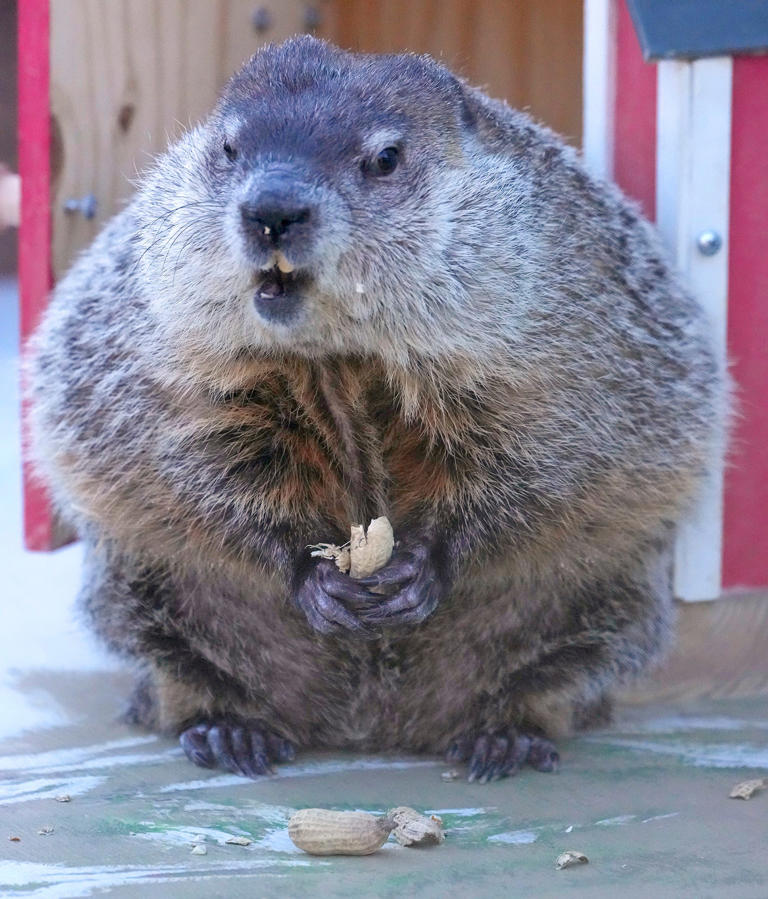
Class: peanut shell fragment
729,777,768,800
349,517,394,578
224,835,251,846
288,808,393,856
556,850,589,870
388,806,445,847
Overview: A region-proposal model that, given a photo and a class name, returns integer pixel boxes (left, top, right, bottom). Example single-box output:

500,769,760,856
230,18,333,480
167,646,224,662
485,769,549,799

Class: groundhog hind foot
180,718,296,778
446,729,560,784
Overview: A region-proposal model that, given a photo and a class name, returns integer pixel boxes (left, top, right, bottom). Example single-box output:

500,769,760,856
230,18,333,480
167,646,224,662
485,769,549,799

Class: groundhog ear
459,82,517,152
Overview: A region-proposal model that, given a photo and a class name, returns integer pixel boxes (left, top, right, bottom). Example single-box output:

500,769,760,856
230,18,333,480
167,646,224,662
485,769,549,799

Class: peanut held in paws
349,517,395,578
310,516,394,578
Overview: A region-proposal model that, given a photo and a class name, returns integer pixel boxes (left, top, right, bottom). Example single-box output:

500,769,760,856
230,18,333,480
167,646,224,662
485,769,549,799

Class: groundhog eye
223,141,237,161
372,146,399,176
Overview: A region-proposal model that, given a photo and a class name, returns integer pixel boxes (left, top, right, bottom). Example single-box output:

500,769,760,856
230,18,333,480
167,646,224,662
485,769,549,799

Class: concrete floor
2,278,768,898
2,675,768,899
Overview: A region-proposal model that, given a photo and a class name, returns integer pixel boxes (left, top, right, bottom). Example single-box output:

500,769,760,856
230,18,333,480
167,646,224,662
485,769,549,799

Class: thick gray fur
29,38,725,755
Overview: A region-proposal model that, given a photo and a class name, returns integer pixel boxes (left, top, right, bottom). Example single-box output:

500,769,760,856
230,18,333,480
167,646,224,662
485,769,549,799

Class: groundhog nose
240,196,312,241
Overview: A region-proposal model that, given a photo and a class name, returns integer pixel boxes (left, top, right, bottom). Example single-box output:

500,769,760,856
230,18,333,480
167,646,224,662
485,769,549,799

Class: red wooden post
722,56,768,591
18,0,57,551
613,0,656,221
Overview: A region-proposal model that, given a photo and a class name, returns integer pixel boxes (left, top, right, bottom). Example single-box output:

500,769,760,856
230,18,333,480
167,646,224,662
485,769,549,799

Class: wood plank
621,590,768,703
50,0,308,279
525,0,584,144
320,0,583,144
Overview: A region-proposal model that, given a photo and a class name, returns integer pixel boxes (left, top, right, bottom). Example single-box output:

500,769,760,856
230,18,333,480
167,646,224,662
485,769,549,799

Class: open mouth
253,253,308,322
257,263,297,301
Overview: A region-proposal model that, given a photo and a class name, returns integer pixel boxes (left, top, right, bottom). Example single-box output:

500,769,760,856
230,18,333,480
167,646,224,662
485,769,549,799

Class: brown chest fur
204,356,455,541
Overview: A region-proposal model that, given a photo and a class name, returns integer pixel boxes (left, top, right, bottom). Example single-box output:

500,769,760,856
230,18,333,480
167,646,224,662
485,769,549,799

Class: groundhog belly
201,551,556,753
186,362,606,749
207,588,474,752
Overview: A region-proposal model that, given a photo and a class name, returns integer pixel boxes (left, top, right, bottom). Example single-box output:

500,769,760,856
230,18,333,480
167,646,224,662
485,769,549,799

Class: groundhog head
137,36,534,376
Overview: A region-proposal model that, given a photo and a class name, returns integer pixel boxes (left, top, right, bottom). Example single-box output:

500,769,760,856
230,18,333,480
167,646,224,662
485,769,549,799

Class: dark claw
320,567,380,607
467,733,491,783
314,591,368,632
448,729,560,784
446,743,462,763
179,723,215,768
230,726,261,778
207,724,241,774
267,733,296,762
179,719,296,778
357,552,419,590
480,733,509,783
294,559,378,635
361,593,439,626
501,733,532,777
247,728,275,776
445,734,475,763
527,736,560,772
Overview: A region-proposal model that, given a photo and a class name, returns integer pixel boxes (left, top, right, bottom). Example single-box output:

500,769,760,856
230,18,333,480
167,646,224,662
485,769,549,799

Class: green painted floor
1,670,767,898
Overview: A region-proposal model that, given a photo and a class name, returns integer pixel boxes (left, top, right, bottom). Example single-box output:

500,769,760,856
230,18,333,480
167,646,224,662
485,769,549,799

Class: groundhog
29,37,725,783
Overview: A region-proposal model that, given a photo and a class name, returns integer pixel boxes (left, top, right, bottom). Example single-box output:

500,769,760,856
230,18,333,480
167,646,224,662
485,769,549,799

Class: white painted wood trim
656,57,732,601
582,0,617,179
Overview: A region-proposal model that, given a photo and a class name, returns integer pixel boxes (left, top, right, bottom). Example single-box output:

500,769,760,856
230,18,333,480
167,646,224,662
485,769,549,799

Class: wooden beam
656,57,731,601
582,0,616,179
722,57,768,591
19,0,60,551
622,590,768,703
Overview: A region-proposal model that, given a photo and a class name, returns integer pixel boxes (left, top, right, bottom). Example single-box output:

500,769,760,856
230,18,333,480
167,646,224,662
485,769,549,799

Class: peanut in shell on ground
288,809,393,856
287,805,445,856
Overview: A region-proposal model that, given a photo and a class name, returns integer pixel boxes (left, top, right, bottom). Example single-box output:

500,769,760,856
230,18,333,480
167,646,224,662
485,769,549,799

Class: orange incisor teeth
275,252,295,274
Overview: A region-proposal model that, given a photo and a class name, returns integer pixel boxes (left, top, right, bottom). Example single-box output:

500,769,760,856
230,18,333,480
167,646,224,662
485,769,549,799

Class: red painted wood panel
723,56,768,590
613,0,657,221
18,0,56,551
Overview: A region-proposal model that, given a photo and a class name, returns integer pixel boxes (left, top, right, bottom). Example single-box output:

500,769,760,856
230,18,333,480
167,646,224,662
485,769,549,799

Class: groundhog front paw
293,557,377,636
179,718,295,778
446,729,560,784
356,542,446,627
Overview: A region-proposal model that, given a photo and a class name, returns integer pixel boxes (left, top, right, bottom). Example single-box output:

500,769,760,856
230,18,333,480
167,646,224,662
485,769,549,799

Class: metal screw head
251,7,272,32
304,4,322,32
63,194,98,219
696,230,722,256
